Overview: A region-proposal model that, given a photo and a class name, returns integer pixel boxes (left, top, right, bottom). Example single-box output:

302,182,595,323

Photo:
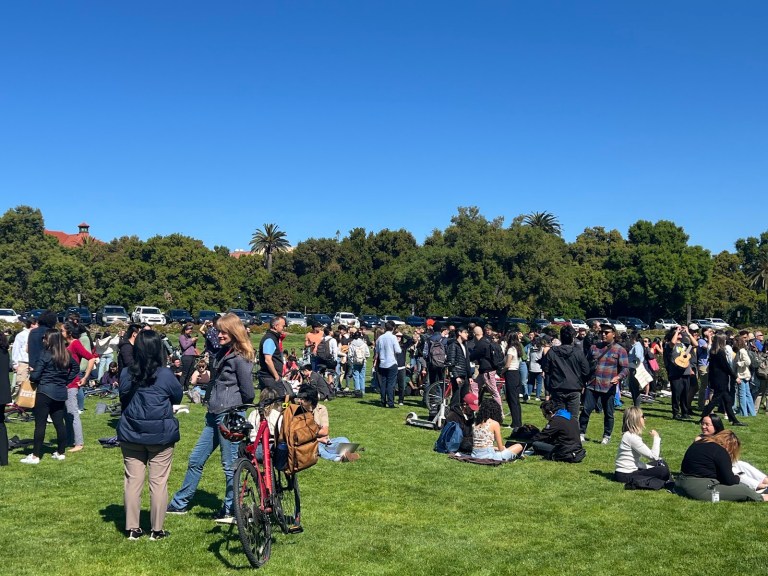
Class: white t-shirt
505,346,519,372
615,431,660,473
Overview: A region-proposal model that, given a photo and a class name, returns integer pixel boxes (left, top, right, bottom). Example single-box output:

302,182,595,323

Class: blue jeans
737,381,756,416
519,362,529,399
471,447,516,461
318,437,351,461
528,372,543,399
98,353,113,380
377,365,398,407
351,364,365,394
169,411,240,514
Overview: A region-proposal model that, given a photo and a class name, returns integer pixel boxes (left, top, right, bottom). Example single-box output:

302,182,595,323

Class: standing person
95,330,119,381
541,326,589,419
696,327,713,409
304,323,324,372
425,324,449,388
347,332,369,396
663,327,691,421
257,315,286,393
11,318,32,395
613,406,670,484
527,338,544,402
626,331,645,408
446,326,472,409
700,334,744,426
23,331,79,464
62,322,96,453
394,331,412,406
470,326,501,407
373,320,400,409
502,332,524,431
0,333,11,466
118,331,183,540
199,318,221,360
118,324,141,374
178,324,199,390
578,324,629,445
734,331,755,417
168,313,255,521
28,310,58,373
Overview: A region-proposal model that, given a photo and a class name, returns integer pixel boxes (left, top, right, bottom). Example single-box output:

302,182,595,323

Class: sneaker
20,454,40,465
601,436,611,445
126,528,144,540
213,509,235,524
166,505,188,515
51,452,66,461
398,402,404,406
579,434,586,443
149,530,170,541
46,416,53,423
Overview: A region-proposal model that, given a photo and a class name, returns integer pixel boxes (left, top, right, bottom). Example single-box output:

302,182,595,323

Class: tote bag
16,380,36,409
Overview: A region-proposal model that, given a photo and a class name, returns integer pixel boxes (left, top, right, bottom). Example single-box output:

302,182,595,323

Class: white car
380,315,406,327
568,318,589,331
608,319,627,333
654,318,679,330
285,311,307,328
704,317,730,330
0,309,20,323
132,306,167,325
333,312,360,328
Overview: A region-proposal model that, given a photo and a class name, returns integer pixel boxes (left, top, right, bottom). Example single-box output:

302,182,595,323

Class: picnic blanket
448,453,508,466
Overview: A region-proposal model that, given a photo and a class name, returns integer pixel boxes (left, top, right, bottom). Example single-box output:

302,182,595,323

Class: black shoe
149,530,170,541
126,528,144,540
166,505,188,515
673,415,684,421
733,422,747,427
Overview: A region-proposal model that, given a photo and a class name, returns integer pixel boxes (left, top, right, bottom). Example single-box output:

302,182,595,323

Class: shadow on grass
100,503,152,533
589,469,615,482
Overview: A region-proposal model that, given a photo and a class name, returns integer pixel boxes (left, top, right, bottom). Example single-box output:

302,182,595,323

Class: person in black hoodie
0,332,11,466
700,333,743,426
541,326,590,418
446,327,472,408
664,327,692,420
509,399,584,462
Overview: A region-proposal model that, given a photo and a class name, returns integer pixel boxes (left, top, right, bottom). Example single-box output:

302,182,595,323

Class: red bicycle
221,403,301,568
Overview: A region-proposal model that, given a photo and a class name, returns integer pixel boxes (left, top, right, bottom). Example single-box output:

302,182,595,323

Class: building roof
45,223,102,248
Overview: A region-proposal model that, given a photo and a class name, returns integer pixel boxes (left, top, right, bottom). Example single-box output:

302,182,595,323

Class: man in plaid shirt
578,323,629,445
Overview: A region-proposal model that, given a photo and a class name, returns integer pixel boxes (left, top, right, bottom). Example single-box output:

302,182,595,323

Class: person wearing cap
296,385,359,462
444,392,478,454
578,324,629,444
446,326,472,409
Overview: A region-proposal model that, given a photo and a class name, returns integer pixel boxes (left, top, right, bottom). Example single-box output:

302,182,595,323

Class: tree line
1,205,767,325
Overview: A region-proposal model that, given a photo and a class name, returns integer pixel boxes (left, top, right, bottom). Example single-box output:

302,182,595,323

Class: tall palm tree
749,251,768,308
523,211,562,235
250,223,290,272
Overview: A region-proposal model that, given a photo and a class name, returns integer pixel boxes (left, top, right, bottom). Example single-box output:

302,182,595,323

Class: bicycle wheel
423,380,444,416
233,459,272,568
5,408,31,422
272,467,301,534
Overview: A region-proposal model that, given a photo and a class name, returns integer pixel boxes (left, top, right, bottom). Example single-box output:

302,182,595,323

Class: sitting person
508,400,584,462
300,364,332,400
614,406,670,483
296,384,359,462
676,430,767,502
471,398,522,461
697,414,768,492
99,361,119,390
187,360,210,404
444,392,478,454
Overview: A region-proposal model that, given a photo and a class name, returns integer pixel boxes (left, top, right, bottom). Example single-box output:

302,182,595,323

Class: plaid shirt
588,343,629,393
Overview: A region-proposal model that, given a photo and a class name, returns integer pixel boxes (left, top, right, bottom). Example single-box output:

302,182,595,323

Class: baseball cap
688,323,699,331
463,393,480,411
426,318,435,327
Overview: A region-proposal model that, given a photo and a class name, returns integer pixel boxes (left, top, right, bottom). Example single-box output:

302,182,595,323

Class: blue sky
2,1,766,254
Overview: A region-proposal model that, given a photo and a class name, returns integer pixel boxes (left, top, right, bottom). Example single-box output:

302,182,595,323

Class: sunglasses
601,330,612,335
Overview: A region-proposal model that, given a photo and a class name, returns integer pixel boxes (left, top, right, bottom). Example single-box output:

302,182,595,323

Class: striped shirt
588,343,629,393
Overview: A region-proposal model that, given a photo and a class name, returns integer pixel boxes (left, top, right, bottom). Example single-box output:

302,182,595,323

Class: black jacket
532,409,582,461
29,350,79,402
118,341,134,374
708,350,736,393
469,336,493,373
445,405,474,453
0,348,10,405
117,367,183,445
447,339,471,379
27,326,46,369
541,344,590,393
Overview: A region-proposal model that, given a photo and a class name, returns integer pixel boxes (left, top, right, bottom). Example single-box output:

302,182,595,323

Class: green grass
3,334,768,575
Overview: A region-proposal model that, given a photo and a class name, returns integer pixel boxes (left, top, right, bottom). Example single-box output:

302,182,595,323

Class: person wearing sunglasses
614,406,669,485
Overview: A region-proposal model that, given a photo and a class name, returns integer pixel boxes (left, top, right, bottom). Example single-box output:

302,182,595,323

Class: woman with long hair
733,332,755,417
700,334,743,427
503,332,524,432
23,330,79,464
61,321,96,452
471,398,521,461
118,330,182,540
676,430,767,502
614,406,670,484
168,313,255,522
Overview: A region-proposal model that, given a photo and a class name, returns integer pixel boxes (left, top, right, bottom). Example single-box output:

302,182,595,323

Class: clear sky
2,1,766,254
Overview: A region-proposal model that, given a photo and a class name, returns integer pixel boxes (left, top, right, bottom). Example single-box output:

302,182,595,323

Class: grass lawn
3,333,768,575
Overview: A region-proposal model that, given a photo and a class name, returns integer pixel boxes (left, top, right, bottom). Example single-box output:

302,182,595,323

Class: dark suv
59,306,93,326
166,309,195,324
96,305,130,326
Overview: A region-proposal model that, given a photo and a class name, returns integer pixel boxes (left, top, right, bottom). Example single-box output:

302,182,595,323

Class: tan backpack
278,399,320,475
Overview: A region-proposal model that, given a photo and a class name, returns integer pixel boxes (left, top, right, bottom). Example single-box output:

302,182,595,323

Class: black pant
579,386,616,438
428,365,446,387
397,368,407,403
504,370,523,429
449,376,470,409
180,355,196,390
614,465,670,483
551,390,581,420
627,369,642,408
701,387,739,424
33,393,67,457
686,374,699,413
0,413,7,466
670,378,690,418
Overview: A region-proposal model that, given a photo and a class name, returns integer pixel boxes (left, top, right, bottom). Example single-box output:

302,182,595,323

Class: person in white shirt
11,319,33,393
614,406,670,484
95,330,120,381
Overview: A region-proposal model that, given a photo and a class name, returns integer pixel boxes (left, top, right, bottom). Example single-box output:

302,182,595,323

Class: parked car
96,305,130,326
285,311,307,328
405,315,426,327
503,317,529,331
307,313,333,327
654,318,680,330
59,306,93,326
333,312,360,328
0,309,20,323
258,312,275,325
359,314,380,327
380,315,405,327
226,308,254,326
693,319,717,330
132,306,166,325
551,317,569,326
568,318,589,331
246,311,260,325
531,318,550,331
608,319,627,333
703,317,730,330
618,316,649,331
20,308,47,323
197,310,219,324
166,309,195,324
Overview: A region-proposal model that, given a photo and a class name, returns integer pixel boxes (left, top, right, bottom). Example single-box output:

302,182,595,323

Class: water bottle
710,485,720,503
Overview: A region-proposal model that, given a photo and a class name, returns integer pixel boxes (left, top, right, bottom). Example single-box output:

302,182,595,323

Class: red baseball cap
463,393,480,411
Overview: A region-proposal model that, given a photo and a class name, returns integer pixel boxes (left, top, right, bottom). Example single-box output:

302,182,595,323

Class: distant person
373,320,401,409
257,316,287,394
0,332,11,466
118,324,141,374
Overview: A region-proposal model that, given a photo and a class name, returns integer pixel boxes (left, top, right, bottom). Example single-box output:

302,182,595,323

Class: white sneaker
52,452,66,461
21,454,40,465
601,436,611,445
47,416,53,423
579,434,586,443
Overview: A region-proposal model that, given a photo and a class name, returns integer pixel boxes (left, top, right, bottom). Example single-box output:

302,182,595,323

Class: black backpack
428,339,447,368
490,341,505,373
316,338,333,362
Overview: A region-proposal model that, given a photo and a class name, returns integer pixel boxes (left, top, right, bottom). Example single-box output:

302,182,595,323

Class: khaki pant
121,442,175,532
13,362,29,395
697,366,709,410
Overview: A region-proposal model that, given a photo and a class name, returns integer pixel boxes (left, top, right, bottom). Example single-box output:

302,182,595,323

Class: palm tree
250,223,290,272
749,251,768,308
523,211,562,235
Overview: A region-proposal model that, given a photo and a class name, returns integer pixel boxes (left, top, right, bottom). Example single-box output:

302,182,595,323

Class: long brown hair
45,330,70,369
701,430,741,463
217,313,255,361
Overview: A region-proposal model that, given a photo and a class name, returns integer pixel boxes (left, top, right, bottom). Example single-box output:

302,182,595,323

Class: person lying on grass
296,384,360,462
506,400,584,463
472,398,522,462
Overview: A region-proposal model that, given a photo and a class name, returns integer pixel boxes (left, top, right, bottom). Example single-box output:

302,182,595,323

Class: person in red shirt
62,322,96,452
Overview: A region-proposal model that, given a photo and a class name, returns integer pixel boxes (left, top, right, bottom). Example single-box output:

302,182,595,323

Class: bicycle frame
241,406,275,514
